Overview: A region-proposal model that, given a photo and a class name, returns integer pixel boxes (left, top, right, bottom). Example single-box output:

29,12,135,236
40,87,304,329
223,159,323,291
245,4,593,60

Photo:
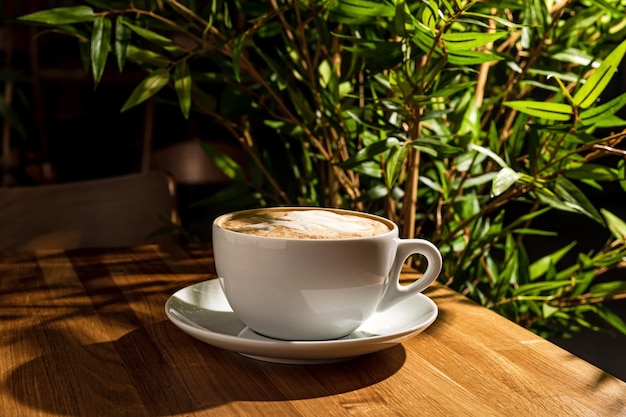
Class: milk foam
220,209,391,239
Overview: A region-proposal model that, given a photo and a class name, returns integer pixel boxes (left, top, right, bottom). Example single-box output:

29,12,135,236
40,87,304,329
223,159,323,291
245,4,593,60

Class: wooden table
1,245,624,416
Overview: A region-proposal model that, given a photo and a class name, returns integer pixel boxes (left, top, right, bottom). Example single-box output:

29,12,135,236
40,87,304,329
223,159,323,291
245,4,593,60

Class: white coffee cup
212,207,442,341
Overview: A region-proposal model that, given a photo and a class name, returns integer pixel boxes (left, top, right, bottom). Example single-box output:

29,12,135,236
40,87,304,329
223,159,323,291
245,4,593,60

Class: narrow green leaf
91,16,112,86
126,45,170,68
589,281,626,298
385,144,408,189
601,209,626,239
514,280,572,296
17,6,95,25
573,38,626,108
365,184,389,200
196,140,245,181
469,144,508,168
564,164,620,182
114,16,132,72
596,308,626,336
542,303,559,318
442,32,508,51
231,33,246,83
491,167,521,197
447,50,504,65
554,176,603,223
419,0,438,33
529,242,577,280
329,0,395,24
462,12,526,29
121,20,174,47
174,61,192,119
121,69,170,112
579,91,626,124
503,101,572,121
339,138,402,169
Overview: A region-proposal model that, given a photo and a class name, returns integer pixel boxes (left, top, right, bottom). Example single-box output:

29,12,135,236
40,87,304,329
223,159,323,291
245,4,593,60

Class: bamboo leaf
442,32,508,51
126,45,170,67
469,144,508,168
91,16,112,86
447,50,504,65
514,280,571,296
121,69,170,112
197,140,245,181
17,6,95,25
573,38,626,108
329,0,395,24
231,33,246,83
339,138,402,169
419,0,439,33
579,91,626,126
529,242,577,280
491,167,521,197
554,176,603,223
385,144,408,189
601,209,626,239
503,101,572,121
174,61,192,119
114,16,132,71
564,164,620,182
589,281,626,298
596,307,626,336
120,20,174,47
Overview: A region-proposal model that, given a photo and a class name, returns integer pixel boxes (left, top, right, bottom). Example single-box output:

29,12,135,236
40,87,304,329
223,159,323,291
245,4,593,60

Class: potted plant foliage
19,0,626,339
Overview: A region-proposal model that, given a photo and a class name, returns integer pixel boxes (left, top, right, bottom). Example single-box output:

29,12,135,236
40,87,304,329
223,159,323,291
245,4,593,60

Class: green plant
19,0,626,339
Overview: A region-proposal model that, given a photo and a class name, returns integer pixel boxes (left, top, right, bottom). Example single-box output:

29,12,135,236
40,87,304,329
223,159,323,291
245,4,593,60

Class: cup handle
377,239,443,311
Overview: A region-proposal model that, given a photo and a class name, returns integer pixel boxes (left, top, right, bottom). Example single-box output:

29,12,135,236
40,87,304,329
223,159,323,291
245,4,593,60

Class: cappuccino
216,208,391,239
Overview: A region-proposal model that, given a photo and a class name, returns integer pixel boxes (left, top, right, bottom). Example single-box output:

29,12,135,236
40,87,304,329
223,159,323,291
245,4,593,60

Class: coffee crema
217,209,392,239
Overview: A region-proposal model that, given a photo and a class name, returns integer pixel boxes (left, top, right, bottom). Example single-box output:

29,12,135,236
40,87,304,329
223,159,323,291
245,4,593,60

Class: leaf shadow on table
4,319,408,417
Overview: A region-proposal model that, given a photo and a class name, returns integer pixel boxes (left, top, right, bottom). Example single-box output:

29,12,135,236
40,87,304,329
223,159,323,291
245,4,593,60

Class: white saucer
165,279,438,364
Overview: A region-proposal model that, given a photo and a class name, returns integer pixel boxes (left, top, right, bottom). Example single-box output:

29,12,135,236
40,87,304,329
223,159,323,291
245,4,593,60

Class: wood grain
0,245,624,417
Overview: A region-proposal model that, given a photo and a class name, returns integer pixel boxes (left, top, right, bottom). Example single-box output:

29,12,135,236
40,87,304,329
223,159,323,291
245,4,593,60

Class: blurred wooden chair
0,170,180,250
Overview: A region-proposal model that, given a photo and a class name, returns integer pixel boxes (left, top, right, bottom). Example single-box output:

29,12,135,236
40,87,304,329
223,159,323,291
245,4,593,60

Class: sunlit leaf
385,144,408,189
503,101,572,121
514,280,571,295
197,140,245,181
469,144,508,168
442,32,508,51
339,138,402,169
491,167,521,197
601,209,626,239
579,91,626,124
573,38,626,108
589,281,626,298
529,242,577,280
17,6,95,25
121,68,170,112
329,0,395,24
447,50,504,65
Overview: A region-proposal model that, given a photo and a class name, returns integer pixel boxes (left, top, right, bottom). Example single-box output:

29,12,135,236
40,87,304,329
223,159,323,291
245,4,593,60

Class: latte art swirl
218,209,391,239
